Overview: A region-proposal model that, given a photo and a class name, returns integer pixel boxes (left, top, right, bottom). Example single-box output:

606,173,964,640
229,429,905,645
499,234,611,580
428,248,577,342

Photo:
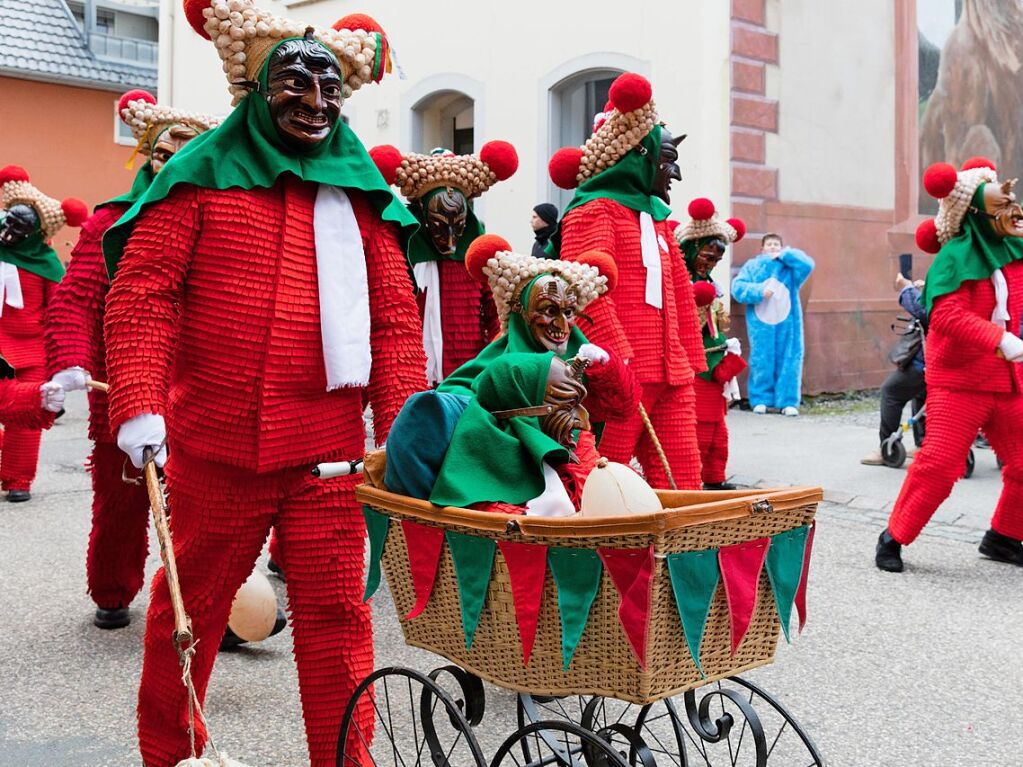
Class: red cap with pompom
465,234,512,284
726,217,746,242
687,197,715,221
333,12,384,34
922,162,958,199
480,141,518,182
575,250,618,293
915,218,940,254
368,145,402,186
118,89,156,115
549,147,583,190
182,0,211,39
0,165,30,185
960,156,996,172
608,73,652,114
693,281,717,307
61,198,89,228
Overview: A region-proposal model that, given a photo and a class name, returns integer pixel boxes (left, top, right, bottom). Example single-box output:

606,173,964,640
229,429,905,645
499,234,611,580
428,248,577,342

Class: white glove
998,332,1023,362
39,382,65,413
725,337,742,356
117,413,168,469
50,366,90,392
577,343,610,365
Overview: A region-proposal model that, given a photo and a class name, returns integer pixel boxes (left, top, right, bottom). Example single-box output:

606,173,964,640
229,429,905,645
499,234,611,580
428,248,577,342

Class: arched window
410,90,474,155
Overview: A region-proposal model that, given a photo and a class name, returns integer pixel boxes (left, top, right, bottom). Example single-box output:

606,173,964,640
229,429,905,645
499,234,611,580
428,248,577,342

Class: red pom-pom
333,13,384,34
480,141,518,181
960,156,996,172
687,197,716,221
575,250,618,293
182,0,211,39
693,281,718,307
922,162,958,199
915,218,940,254
61,198,89,228
465,234,512,285
548,147,583,190
368,145,402,185
726,217,746,242
118,89,156,116
608,73,652,114
0,165,30,185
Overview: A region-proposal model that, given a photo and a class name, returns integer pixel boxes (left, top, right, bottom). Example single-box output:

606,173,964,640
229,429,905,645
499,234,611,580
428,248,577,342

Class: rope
638,402,677,490
180,639,222,761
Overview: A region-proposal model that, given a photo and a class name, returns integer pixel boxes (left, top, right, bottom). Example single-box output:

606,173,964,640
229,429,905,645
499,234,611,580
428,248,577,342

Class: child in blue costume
731,233,815,415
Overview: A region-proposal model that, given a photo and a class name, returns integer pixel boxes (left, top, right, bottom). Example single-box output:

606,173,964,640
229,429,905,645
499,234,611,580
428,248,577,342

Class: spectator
531,203,558,258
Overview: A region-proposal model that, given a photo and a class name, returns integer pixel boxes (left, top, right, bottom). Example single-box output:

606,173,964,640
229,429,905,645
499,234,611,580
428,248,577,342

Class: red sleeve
0,380,55,429
46,207,118,376
480,282,501,344
360,201,427,444
559,202,636,361
673,260,708,375
929,284,1005,353
104,187,198,432
583,352,641,422
711,352,747,384
557,430,599,511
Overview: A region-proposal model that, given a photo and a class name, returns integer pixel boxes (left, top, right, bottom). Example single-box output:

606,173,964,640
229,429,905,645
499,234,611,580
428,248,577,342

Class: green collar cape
0,217,64,283
430,351,569,508
546,126,671,258
101,161,156,211
102,39,417,277
923,183,1023,312
405,188,485,265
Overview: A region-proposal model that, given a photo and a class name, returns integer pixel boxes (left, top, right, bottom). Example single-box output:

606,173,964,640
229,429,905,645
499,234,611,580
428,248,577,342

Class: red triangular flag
794,521,816,632
598,545,655,669
497,540,548,665
718,537,771,655
401,520,445,620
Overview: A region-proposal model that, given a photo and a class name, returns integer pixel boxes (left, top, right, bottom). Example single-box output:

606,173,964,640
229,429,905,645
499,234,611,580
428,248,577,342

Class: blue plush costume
731,247,815,409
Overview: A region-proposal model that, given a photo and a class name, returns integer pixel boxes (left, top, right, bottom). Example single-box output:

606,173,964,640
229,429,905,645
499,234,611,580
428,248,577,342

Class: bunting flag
764,525,810,642
400,520,445,620
794,520,816,633
446,531,497,649
362,507,390,602
718,537,771,655
548,547,603,671
666,548,721,675
598,545,655,669
497,540,549,666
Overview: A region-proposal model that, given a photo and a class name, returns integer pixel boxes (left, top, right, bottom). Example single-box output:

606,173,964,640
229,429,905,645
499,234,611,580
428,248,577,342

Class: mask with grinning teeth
522,274,579,355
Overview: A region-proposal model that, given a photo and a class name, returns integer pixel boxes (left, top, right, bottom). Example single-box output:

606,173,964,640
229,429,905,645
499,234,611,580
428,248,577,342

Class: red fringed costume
106,179,424,766
694,356,747,486
46,203,151,609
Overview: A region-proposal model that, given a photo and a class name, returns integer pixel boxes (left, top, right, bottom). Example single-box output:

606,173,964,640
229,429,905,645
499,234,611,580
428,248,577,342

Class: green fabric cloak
923,184,1023,312
0,219,64,283
405,187,485,265
430,352,569,508
103,38,417,277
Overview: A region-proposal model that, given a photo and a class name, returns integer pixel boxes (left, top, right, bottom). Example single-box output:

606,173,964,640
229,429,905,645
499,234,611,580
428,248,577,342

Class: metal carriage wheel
490,720,634,767
336,666,487,766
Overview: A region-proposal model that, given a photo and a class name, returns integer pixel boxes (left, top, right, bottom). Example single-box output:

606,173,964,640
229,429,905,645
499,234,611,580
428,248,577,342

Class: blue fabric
383,390,470,499
732,247,814,409
897,286,927,371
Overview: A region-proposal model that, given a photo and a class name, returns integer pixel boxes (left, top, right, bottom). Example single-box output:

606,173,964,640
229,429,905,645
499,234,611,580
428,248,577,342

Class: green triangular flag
548,547,603,671
765,525,810,642
666,549,721,676
445,531,496,649
362,507,390,603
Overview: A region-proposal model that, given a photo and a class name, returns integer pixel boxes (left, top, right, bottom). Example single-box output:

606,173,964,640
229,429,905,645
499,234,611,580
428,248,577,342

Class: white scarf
991,268,1010,328
412,261,444,385
525,461,576,517
639,212,663,309
313,185,372,390
0,263,23,317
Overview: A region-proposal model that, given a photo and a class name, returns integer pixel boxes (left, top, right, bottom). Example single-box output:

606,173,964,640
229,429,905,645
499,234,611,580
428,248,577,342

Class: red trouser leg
887,389,991,545
696,418,728,485
86,441,152,609
0,364,44,491
981,393,1023,541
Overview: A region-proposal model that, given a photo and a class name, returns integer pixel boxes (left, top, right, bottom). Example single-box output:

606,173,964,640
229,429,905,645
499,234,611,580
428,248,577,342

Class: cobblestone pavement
2,393,1021,766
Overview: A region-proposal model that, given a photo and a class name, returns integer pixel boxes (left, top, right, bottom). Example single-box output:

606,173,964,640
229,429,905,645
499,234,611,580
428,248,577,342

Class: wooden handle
143,448,192,649
86,379,109,393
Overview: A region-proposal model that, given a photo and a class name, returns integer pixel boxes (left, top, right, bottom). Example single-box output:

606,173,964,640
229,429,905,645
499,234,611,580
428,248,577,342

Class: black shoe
219,625,247,651
703,482,737,491
7,490,30,502
94,606,130,629
270,606,287,638
978,529,1023,566
875,529,904,572
267,558,285,581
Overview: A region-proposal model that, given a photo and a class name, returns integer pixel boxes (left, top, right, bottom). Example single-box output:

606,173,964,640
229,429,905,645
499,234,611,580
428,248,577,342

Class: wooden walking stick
637,402,677,490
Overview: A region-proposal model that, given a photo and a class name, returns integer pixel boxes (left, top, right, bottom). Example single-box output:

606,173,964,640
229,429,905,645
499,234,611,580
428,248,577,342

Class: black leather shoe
219,625,247,651
94,607,130,629
979,529,1023,566
703,482,737,491
267,558,285,581
270,606,287,638
875,529,904,572
7,490,30,502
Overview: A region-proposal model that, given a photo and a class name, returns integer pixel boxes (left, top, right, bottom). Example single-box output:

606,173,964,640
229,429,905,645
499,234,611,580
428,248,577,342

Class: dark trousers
879,366,926,444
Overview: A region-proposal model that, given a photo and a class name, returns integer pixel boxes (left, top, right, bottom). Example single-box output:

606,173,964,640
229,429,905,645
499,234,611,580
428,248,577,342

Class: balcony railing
88,31,157,67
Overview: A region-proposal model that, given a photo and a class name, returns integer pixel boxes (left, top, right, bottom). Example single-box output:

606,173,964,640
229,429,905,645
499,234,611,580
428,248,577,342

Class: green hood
103,38,417,277
0,217,64,283
405,188,485,265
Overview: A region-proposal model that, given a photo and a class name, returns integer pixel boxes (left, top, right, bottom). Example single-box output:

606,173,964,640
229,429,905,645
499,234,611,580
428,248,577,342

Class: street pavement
1,393,1021,766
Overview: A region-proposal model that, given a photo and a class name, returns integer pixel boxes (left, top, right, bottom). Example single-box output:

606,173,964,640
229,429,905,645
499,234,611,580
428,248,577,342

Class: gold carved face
425,188,468,256
982,179,1023,239
151,123,200,173
541,356,591,458
524,274,579,355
